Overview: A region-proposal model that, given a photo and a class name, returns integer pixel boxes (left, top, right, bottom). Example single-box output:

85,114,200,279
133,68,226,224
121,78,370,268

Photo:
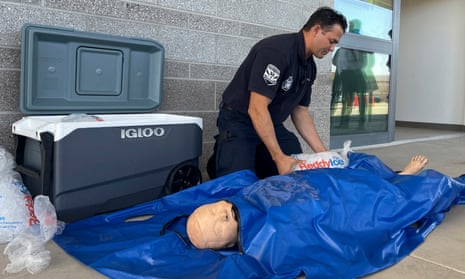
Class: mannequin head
186,200,239,249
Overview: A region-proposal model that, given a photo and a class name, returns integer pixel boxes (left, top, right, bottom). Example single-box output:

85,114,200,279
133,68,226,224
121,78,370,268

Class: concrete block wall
0,0,333,176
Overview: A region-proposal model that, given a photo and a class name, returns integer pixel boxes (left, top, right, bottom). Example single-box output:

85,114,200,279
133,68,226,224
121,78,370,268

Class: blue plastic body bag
54,152,465,279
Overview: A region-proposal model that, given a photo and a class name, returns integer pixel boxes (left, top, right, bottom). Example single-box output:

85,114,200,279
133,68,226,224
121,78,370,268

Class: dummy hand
275,155,303,175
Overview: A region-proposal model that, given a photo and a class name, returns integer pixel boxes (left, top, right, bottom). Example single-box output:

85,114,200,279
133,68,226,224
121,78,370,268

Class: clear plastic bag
3,195,64,275
0,146,64,274
0,146,15,171
0,147,38,244
292,140,352,171
0,178,39,244
61,113,103,122
3,226,51,274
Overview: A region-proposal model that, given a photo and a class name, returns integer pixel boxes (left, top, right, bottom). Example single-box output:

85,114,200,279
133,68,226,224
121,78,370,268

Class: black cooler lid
20,24,165,114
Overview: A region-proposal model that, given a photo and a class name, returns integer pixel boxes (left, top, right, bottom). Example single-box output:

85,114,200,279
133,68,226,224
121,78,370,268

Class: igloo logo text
121,127,165,139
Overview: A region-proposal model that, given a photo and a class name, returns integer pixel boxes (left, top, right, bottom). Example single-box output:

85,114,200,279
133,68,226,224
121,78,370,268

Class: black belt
220,102,250,117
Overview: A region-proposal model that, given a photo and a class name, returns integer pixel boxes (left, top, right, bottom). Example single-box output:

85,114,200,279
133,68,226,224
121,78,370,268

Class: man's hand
248,93,309,176
274,154,304,175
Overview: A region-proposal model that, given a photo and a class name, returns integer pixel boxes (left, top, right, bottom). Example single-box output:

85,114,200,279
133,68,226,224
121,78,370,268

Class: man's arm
291,105,328,153
248,92,299,175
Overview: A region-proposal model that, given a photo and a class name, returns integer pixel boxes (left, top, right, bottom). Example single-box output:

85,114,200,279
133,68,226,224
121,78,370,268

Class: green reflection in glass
330,48,390,135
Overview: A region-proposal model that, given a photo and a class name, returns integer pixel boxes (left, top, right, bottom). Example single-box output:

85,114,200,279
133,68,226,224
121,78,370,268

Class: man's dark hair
301,7,347,33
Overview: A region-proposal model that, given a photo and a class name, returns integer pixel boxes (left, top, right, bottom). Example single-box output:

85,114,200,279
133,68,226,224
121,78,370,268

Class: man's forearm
248,97,284,161
291,106,327,153
248,92,301,174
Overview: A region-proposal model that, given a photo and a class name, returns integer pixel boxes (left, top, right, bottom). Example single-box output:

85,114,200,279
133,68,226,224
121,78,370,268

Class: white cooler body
13,113,203,222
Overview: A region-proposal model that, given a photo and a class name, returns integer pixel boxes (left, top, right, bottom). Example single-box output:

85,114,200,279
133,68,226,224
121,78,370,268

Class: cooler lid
20,24,165,114
12,113,203,141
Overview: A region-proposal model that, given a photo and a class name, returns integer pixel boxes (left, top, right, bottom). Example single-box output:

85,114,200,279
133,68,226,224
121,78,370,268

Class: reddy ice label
293,152,348,171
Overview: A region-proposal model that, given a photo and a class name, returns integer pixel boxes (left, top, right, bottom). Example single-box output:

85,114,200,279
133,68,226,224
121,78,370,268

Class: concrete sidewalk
360,132,465,278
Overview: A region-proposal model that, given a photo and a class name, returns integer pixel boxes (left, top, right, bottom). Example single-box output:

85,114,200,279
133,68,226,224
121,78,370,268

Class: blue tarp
54,152,465,279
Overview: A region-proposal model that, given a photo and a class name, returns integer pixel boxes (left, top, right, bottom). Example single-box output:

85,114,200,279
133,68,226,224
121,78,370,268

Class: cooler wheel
164,163,202,195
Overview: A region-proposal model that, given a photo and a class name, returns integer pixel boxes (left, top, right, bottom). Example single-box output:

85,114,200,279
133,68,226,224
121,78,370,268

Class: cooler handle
14,132,54,196
39,132,54,196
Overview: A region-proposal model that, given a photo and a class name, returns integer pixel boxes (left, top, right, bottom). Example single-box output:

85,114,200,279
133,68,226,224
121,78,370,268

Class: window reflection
330,0,395,145
334,0,392,40
330,48,390,135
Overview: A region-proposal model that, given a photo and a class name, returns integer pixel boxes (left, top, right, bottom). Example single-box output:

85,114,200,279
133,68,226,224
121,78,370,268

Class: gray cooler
12,24,203,222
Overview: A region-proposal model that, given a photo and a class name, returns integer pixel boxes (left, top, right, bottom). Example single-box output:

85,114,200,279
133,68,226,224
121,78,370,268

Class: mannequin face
186,200,239,249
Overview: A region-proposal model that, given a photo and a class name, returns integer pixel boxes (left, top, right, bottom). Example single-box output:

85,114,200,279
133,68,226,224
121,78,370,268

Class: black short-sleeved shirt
222,31,317,124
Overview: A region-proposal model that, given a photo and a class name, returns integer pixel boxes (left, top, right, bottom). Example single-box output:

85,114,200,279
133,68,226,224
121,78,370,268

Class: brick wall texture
0,0,333,175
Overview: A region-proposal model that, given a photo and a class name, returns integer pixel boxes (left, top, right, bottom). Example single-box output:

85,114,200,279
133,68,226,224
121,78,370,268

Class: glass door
330,0,400,148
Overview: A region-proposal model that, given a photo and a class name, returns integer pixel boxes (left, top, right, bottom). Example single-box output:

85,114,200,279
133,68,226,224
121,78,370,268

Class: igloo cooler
12,24,203,222
13,114,203,223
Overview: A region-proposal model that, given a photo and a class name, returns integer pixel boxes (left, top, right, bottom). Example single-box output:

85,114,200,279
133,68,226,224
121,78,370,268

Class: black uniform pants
207,105,302,179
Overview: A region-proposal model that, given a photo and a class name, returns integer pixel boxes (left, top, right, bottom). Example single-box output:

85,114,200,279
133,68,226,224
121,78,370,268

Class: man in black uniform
208,7,347,179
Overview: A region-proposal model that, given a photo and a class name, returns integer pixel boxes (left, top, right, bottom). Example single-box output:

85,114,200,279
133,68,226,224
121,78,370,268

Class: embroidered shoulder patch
263,64,280,86
282,76,294,91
